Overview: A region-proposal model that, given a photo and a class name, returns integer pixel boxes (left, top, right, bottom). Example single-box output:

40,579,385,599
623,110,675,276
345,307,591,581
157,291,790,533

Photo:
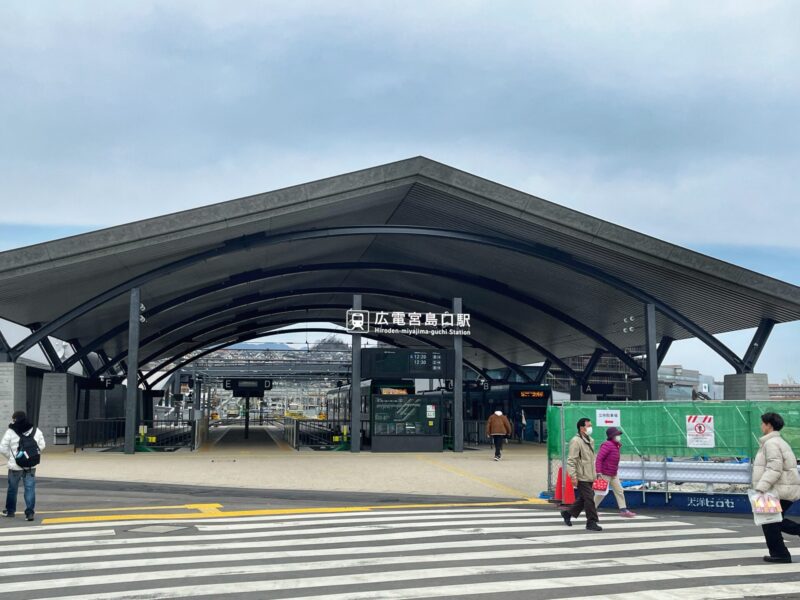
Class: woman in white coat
752,412,800,563
0,410,46,521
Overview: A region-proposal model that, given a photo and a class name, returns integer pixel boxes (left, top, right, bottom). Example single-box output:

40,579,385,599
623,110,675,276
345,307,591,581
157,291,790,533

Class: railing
443,419,497,447
74,418,195,451
139,419,195,451
213,413,285,427
284,419,368,450
74,419,125,451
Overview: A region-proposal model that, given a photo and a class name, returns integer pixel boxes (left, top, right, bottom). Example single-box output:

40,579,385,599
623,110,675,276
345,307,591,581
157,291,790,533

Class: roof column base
724,373,769,400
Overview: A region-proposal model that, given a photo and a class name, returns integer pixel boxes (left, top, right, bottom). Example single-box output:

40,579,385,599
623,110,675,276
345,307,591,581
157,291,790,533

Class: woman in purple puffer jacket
593,427,636,517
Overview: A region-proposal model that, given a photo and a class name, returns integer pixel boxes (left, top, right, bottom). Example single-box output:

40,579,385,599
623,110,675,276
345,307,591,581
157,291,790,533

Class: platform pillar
350,294,362,453
453,297,464,453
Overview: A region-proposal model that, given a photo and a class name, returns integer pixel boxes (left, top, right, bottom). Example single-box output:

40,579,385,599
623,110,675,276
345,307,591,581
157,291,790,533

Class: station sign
79,376,124,390
222,378,273,398
467,379,492,391
346,309,471,336
581,382,614,396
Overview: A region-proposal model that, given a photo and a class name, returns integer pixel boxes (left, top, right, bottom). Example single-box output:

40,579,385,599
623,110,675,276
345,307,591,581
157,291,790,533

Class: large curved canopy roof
1,156,799,382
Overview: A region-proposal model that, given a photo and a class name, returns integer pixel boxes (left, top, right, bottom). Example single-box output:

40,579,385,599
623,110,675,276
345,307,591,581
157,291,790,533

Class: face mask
494,411,502,416
585,427,593,436
614,435,621,443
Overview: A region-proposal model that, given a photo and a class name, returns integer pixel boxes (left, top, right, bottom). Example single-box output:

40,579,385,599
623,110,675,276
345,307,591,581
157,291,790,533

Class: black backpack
15,430,41,469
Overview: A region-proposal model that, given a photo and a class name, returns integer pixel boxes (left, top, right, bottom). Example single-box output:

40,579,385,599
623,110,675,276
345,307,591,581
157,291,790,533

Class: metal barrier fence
139,419,195,451
283,419,369,450
546,400,800,494
74,419,125,450
75,418,196,451
443,419,503,448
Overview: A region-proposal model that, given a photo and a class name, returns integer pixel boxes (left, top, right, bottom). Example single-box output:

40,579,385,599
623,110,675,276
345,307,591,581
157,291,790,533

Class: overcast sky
1,1,798,382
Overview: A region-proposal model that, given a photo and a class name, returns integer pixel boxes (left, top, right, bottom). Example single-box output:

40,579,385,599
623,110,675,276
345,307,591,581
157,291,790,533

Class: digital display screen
237,381,259,388
362,349,453,379
517,390,546,399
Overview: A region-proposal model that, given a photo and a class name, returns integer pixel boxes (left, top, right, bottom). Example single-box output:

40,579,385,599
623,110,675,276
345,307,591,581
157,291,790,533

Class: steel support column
38,336,65,373
0,329,10,362
453,297,464,453
350,295,362,453
742,318,775,372
69,339,98,377
656,336,674,369
193,374,201,420
534,360,551,385
581,348,604,384
124,288,141,455
644,303,658,401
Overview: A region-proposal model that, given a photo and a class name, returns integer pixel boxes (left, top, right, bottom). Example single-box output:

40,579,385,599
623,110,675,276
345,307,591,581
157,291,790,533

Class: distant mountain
227,341,292,350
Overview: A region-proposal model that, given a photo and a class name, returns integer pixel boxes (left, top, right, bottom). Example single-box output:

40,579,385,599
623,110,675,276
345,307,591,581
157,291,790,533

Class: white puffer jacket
0,426,46,471
752,431,800,501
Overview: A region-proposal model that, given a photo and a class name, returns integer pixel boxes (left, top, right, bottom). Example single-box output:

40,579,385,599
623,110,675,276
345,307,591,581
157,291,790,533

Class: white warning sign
596,409,621,427
686,415,715,448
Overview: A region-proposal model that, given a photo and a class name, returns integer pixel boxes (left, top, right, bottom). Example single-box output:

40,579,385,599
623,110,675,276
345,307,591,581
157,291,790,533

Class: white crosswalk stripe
0,505,793,600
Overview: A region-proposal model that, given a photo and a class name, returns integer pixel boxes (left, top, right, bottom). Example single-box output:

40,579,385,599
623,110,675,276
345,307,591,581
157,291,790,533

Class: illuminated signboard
517,390,546,399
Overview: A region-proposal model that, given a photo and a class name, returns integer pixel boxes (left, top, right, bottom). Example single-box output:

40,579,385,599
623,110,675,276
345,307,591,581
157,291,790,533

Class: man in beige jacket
561,417,602,531
752,412,800,563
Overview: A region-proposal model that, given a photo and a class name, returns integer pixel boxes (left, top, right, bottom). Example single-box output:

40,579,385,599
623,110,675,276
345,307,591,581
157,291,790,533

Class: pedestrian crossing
1,505,798,599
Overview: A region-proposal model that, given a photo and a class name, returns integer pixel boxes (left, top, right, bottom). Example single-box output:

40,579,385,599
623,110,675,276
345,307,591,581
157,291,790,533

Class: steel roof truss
7,226,745,374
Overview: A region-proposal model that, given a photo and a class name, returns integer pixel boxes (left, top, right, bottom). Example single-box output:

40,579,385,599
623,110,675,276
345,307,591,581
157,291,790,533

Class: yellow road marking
37,503,223,515
41,499,546,525
413,456,546,502
186,503,224,515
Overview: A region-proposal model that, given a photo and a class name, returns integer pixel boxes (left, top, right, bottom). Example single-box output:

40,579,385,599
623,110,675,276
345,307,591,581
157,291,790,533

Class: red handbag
592,478,609,495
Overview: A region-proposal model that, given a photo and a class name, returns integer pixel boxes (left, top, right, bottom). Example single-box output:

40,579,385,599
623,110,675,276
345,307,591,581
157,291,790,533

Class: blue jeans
6,469,36,515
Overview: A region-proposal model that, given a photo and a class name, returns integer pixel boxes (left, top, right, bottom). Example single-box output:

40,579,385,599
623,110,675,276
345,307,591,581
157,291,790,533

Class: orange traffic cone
554,467,575,505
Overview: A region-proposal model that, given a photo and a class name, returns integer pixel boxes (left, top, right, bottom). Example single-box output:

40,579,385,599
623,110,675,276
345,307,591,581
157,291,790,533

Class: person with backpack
0,410,45,522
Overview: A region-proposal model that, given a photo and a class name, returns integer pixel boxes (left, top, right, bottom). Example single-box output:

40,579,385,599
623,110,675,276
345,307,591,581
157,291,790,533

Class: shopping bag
592,477,609,497
748,489,783,526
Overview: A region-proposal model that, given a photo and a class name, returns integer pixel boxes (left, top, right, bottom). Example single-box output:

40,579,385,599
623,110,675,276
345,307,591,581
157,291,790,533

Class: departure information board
362,349,454,379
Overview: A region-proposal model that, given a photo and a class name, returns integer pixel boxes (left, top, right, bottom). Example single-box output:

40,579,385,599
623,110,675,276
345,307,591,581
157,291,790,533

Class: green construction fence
547,400,800,461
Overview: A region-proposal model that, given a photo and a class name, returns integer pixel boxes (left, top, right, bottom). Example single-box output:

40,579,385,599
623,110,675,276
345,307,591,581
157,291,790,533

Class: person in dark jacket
593,426,636,517
486,410,512,460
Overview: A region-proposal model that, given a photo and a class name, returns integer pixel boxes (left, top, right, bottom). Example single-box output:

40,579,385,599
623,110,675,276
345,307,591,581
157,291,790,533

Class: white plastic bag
748,489,783,526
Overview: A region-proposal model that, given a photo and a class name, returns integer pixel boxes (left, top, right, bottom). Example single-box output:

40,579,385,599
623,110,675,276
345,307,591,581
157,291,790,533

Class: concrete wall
0,363,27,420
39,372,76,446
